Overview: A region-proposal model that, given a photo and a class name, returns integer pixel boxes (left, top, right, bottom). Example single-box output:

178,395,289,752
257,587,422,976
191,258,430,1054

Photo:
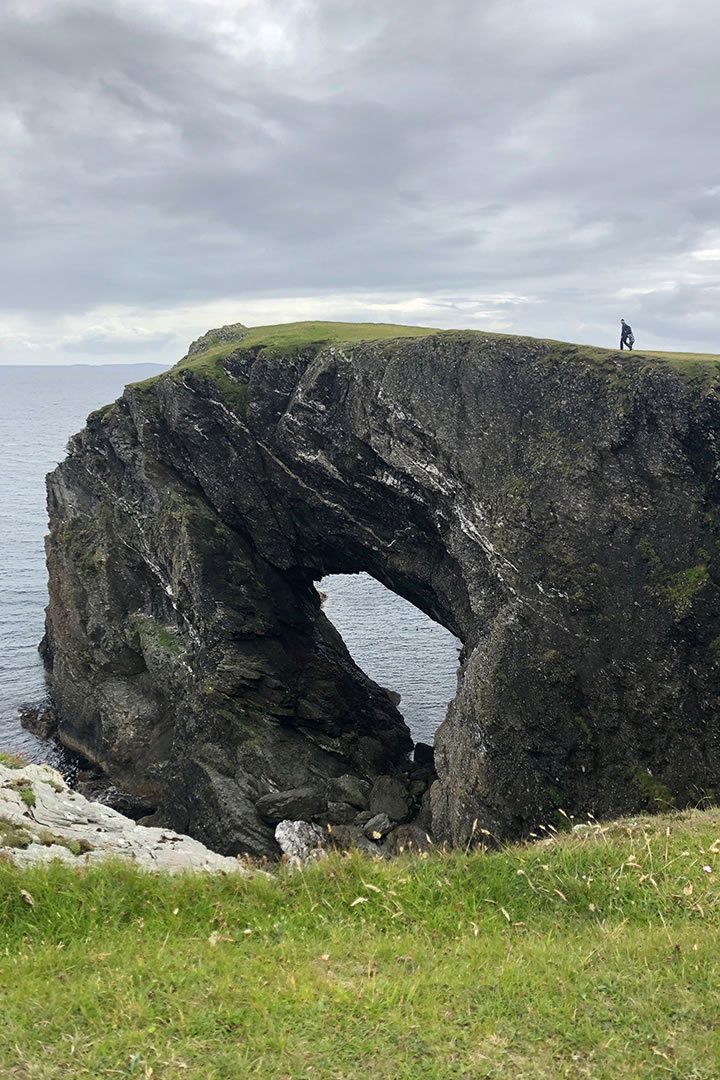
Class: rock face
43,324,720,852
0,762,250,873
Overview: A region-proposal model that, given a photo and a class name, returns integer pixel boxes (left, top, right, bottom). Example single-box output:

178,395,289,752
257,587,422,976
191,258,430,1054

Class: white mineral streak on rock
376,470,425,502
256,437,387,546
454,507,520,577
294,448,345,481
0,763,250,874
206,396,247,427
536,581,570,600
390,446,458,496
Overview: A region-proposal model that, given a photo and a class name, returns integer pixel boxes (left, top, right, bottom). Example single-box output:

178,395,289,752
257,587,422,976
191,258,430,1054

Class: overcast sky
2,0,719,365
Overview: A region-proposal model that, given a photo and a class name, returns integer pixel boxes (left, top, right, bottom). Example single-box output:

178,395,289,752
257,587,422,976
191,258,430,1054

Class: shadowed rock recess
43,322,720,855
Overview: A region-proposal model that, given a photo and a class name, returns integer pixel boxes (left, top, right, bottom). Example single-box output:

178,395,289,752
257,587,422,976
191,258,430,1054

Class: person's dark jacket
621,322,633,342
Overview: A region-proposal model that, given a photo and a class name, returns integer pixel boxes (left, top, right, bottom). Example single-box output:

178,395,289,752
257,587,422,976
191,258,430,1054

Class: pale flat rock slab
0,763,249,873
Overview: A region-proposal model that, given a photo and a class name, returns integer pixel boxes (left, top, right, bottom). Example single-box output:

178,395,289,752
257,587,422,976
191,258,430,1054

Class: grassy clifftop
2,806,719,1078
126,321,720,408
175,319,720,373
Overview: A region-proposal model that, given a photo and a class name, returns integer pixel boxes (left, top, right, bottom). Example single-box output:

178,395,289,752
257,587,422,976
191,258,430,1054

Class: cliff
43,321,720,854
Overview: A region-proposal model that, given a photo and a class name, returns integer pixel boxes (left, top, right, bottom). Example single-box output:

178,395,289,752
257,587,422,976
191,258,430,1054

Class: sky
1,0,719,365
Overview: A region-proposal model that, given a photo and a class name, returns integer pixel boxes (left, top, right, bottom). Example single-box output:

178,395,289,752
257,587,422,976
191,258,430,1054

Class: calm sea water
321,575,460,745
0,365,459,759
0,365,164,759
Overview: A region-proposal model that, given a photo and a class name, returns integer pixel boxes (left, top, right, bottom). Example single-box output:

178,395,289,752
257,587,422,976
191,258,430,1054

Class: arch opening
319,572,462,751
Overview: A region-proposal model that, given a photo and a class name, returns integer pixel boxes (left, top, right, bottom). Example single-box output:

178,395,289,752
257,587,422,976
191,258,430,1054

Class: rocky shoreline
0,758,250,872
0,753,434,871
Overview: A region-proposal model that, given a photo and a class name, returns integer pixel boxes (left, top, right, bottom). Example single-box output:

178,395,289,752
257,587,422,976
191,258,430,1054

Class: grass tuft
0,751,28,770
4,777,36,808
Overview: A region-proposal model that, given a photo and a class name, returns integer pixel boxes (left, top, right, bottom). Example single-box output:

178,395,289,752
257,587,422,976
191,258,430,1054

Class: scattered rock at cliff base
272,814,436,865
325,823,385,858
328,774,371,809
257,787,327,825
385,823,434,856
369,775,411,822
0,763,250,874
274,820,327,869
363,812,394,839
19,704,57,740
413,741,434,766
329,801,360,824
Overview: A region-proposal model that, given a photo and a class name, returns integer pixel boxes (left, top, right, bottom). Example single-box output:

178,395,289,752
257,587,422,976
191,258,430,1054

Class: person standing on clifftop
620,319,635,350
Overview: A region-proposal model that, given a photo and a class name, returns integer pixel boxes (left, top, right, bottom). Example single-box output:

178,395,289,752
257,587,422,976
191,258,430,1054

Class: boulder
325,824,383,858
274,820,327,868
363,812,393,840
369,776,410,822
384,824,434,856
256,787,327,825
19,705,58,739
413,741,434,766
328,774,371,809
324,801,357,825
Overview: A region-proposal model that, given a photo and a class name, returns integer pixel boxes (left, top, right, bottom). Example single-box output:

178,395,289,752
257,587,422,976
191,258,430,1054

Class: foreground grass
1,809,719,1079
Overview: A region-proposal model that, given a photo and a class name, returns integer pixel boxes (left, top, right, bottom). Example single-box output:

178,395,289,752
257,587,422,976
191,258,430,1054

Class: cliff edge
43,321,720,854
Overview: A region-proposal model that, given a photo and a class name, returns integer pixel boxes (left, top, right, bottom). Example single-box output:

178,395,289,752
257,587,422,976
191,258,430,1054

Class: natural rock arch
43,324,720,854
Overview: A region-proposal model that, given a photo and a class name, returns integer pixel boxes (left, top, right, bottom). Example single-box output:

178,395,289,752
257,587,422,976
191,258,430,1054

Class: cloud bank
2,0,719,363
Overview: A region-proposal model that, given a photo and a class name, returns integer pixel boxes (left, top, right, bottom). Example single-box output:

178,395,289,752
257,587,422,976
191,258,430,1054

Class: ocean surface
0,365,459,760
321,575,460,745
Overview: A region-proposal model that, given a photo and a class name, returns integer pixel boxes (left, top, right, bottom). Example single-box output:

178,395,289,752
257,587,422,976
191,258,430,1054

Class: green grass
5,777,36,808
236,320,441,351
0,752,27,770
1,808,720,1078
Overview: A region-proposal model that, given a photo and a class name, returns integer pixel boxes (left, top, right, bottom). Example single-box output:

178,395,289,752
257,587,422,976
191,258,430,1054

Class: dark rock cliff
43,323,720,853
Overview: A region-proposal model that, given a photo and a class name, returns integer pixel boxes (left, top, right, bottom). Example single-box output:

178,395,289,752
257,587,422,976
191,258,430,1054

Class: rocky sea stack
42,321,720,855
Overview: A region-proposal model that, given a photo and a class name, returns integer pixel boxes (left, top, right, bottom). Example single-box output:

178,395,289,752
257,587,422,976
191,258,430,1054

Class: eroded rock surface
274,820,326,868
0,763,249,873
43,324,720,851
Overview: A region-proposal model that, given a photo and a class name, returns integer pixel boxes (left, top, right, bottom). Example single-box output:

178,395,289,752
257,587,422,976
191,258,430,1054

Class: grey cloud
57,332,179,354
0,0,719,351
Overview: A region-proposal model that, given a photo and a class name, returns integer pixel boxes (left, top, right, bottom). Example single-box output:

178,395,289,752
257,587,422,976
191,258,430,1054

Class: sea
0,364,459,761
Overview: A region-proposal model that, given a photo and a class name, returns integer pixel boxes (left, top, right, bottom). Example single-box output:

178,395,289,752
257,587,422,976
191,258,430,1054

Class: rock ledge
0,763,249,874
